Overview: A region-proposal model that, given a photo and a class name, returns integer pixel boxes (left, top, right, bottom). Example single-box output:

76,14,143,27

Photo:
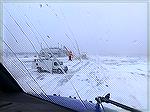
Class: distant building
39,47,67,58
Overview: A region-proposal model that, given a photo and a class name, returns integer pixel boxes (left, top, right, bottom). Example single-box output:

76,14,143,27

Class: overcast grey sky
3,3,147,56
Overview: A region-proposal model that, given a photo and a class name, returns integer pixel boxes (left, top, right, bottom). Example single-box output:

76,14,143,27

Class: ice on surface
3,55,148,111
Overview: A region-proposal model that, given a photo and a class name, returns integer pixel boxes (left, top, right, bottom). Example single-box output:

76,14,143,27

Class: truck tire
64,66,68,73
57,68,63,74
37,67,42,73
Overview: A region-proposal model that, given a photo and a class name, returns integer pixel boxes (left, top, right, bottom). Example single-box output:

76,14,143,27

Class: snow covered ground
3,55,148,111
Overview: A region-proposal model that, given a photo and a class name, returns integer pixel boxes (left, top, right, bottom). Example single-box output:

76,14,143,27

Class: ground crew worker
68,51,73,61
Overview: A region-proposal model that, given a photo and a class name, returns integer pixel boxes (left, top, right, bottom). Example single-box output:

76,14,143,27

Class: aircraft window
1,2,147,112
60,62,63,65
